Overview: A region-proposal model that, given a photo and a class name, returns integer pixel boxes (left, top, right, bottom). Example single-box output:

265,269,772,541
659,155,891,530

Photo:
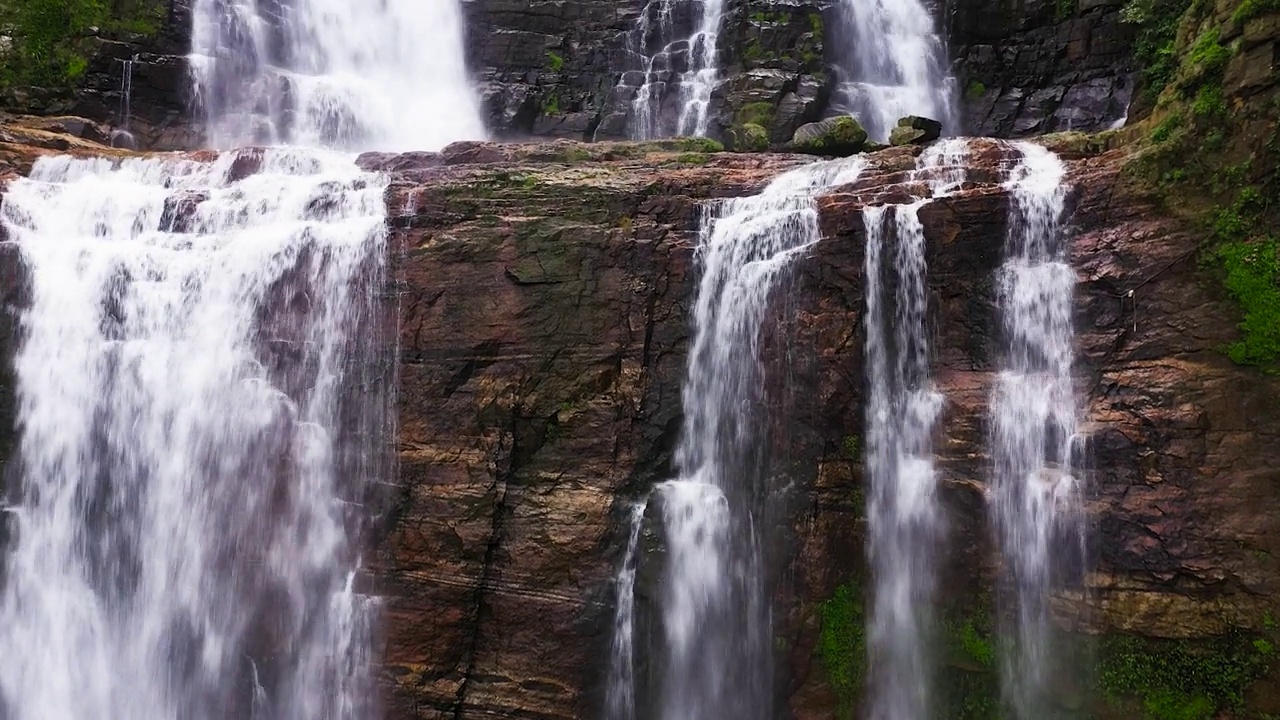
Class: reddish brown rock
377,137,1280,719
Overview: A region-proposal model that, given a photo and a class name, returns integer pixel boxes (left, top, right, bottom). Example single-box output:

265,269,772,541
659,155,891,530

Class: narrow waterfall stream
834,0,956,141
0,150,393,719
630,0,725,139
190,0,485,150
606,157,866,719
862,140,967,720
991,142,1085,718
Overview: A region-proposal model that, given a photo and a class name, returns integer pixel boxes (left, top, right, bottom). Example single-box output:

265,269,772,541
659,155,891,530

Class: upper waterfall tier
190,0,486,151
833,0,957,142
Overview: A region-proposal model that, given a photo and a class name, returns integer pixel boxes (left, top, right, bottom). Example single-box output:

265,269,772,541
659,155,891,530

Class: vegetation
1120,0,1194,97
1099,632,1274,720
818,582,866,720
0,0,168,86
1120,0,1280,371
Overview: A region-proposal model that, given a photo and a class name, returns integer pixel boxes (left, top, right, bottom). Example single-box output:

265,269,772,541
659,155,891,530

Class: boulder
789,116,868,156
729,122,770,153
889,116,943,146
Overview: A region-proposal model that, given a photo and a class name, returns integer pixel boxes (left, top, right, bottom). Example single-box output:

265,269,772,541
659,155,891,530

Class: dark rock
889,115,943,146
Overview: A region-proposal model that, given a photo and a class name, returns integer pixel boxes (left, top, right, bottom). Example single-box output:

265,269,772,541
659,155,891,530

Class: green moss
737,101,775,129
1182,27,1233,87
1099,632,1273,718
1232,0,1280,23
729,122,769,153
546,50,565,72
818,583,865,720
965,79,988,100
793,116,868,156
842,435,861,461
1191,84,1226,117
670,137,724,153
1057,0,1076,19
1149,113,1183,142
542,91,561,115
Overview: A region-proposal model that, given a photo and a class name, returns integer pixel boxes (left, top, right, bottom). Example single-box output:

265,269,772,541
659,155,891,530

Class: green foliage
1150,113,1183,142
1233,0,1280,23
541,91,561,115
1099,632,1273,719
1122,0,1193,97
1183,27,1233,86
1215,237,1280,368
546,50,564,72
1057,0,1076,19
818,583,865,720
965,79,987,100
0,0,165,87
1191,84,1226,117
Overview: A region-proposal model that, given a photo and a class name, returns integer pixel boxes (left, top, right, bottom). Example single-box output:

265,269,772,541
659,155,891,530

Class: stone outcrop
948,0,1137,136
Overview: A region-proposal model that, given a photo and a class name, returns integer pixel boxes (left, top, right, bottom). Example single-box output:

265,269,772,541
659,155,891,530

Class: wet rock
790,116,868,156
888,116,943,146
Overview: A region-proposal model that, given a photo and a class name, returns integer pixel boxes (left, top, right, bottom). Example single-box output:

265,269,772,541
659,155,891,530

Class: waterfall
833,0,956,142
630,0,725,140
605,500,648,720
190,0,486,151
0,149,394,719
990,142,1084,718
862,140,966,720
604,158,865,719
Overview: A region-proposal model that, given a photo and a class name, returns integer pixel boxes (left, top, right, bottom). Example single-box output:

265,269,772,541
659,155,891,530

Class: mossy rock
790,116,868,157
730,122,770,153
889,116,943,146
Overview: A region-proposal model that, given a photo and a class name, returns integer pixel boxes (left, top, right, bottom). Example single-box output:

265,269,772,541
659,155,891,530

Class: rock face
948,0,1136,136
367,135,1280,719
0,0,1138,145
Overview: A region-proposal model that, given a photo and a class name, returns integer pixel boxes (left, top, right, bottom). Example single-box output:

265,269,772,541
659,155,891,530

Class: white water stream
834,0,956,142
606,157,865,719
191,0,486,150
863,140,966,720
630,0,725,139
991,142,1083,718
0,149,393,720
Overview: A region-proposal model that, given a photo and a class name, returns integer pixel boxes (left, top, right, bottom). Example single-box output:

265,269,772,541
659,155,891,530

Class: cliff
352,133,1279,719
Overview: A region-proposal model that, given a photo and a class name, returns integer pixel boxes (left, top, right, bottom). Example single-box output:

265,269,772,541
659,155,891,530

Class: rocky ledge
366,135,1280,718
0,123,1275,718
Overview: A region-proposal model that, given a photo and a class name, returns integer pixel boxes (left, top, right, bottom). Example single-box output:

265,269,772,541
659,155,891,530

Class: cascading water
862,140,966,720
833,0,956,142
605,500,648,720
630,0,725,139
606,157,865,719
190,0,486,151
990,142,1084,718
0,149,394,719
